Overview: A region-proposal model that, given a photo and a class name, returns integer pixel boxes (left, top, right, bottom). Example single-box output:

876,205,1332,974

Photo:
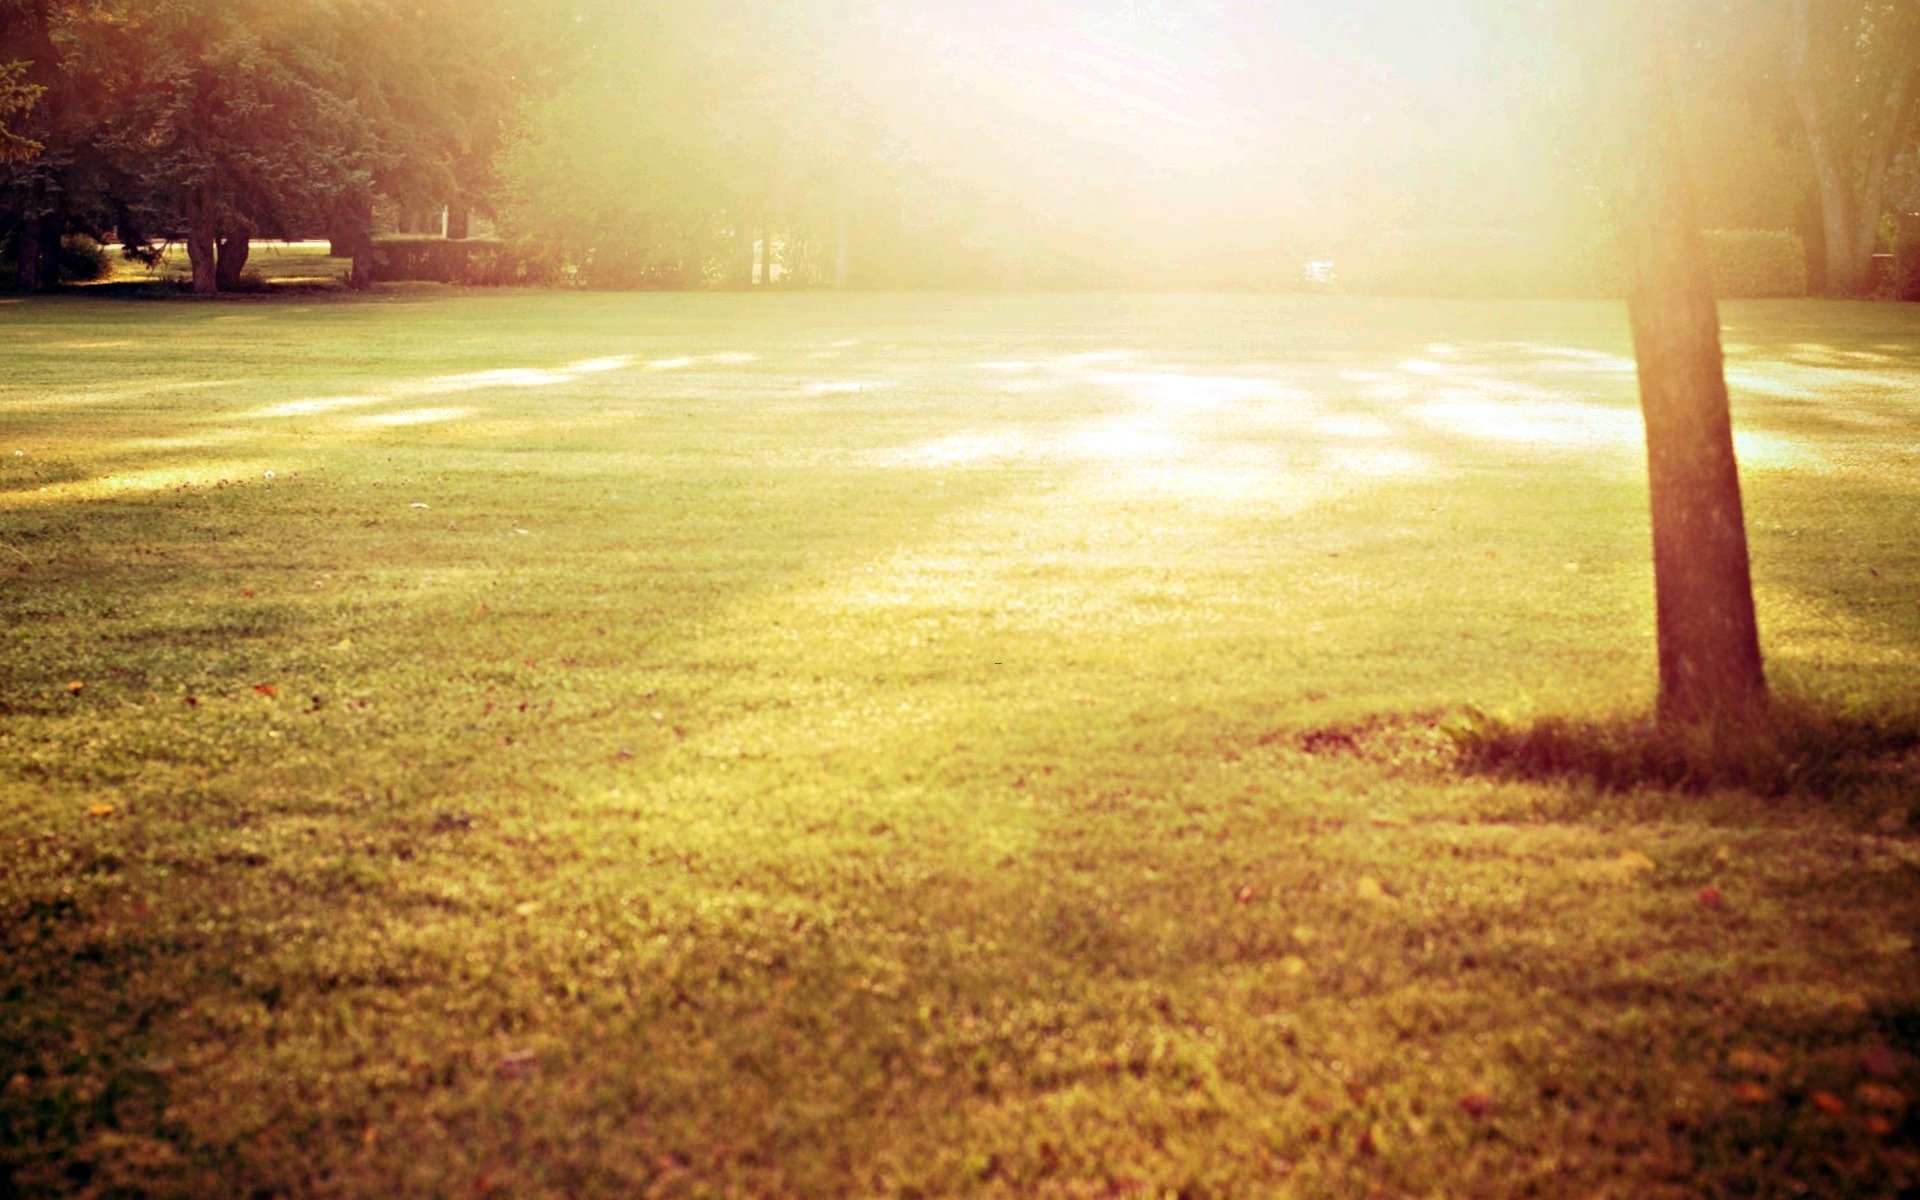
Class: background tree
114,0,368,293
1787,0,1920,294
0,58,41,161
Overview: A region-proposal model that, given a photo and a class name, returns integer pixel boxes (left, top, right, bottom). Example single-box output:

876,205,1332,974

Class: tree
1604,5,1769,725
121,1,369,294
0,58,41,162
1787,0,1920,294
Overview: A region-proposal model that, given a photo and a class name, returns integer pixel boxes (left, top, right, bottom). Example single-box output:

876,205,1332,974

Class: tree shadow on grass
1449,700,1920,812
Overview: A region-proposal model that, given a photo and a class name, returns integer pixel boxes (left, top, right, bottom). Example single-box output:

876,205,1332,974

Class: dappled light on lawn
2,294,1918,1198
0,458,279,509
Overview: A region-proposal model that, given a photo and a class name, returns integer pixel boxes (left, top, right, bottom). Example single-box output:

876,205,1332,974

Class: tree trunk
1850,51,1919,284
446,203,470,241
344,197,377,290
186,188,218,296
733,219,754,288
215,230,250,291
1612,9,1767,726
1789,0,1862,293
14,211,43,291
1787,0,1920,295
759,215,774,286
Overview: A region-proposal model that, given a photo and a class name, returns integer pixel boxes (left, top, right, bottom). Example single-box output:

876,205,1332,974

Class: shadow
1450,701,1920,809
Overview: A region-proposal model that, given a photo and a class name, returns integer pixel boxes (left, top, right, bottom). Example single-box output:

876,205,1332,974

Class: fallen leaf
1279,955,1309,978
1458,1091,1495,1118
1810,1091,1848,1116
86,804,115,819
1861,1045,1899,1078
1355,876,1390,902
65,681,85,695
1697,886,1725,909
497,1051,538,1081
1369,814,1410,828
1616,850,1656,873
1732,1081,1772,1106
1234,883,1259,905
1855,1083,1908,1111
410,502,430,510
1727,1048,1785,1077
514,901,541,917
252,683,279,698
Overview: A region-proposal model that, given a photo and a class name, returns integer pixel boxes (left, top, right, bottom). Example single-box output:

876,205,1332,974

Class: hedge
1342,227,1807,299
1698,229,1808,298
1339,228,1590,298
1895,215,1920,302
369,236,557,286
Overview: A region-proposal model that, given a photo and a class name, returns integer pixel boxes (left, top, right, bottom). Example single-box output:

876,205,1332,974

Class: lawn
1,290,1917,1198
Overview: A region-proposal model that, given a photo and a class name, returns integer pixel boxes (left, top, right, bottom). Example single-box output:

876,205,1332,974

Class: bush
1699,229,1807,298
1344,227,1807,300
59,235,113,283
0,232,114,285
1591,229,1806,299
1339,228,1592,298
1895,215,1920,303
370,236,557,286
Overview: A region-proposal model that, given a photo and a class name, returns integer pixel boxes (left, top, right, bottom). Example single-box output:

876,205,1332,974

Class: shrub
0,232,114,284
1591,229,1806,299
59,235,113,282
1699,229,1807,298
1338,228,1592,298
370,236,557,287
1895,215,1920,303
1344,227,1806,300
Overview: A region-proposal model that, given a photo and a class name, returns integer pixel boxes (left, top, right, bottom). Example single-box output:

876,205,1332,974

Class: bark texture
215,230,250,291
1614,14,1768,725
186,187,217,295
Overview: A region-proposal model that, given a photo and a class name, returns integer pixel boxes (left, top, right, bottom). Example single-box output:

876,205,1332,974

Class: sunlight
1091,371,1295,412
1732,430,1824,470
646,353,759,372
248,356,639,420
252,393,385,418
880,431,1032,468
1409,393,1642,449
351,406,477,428
0,459,279,509
1063,419,1186,462
801,381,895,396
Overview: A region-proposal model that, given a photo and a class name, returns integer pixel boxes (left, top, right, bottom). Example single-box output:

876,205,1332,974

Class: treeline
0,0,553,293
4,0,1918,296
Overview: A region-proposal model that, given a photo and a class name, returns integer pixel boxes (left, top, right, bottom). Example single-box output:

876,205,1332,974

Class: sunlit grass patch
1,293,1917,1198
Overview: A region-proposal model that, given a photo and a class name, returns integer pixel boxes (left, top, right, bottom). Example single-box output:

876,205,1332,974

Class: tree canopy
2,0,1917,292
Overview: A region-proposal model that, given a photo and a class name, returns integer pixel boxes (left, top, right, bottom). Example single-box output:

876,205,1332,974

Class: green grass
92,241,350,291
2,291,1917,1198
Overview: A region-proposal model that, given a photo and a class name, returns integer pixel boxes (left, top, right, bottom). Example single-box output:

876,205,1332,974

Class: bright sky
851,1,1563,263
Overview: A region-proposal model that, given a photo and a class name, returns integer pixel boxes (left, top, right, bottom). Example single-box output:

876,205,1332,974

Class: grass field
2,291,1918,1198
